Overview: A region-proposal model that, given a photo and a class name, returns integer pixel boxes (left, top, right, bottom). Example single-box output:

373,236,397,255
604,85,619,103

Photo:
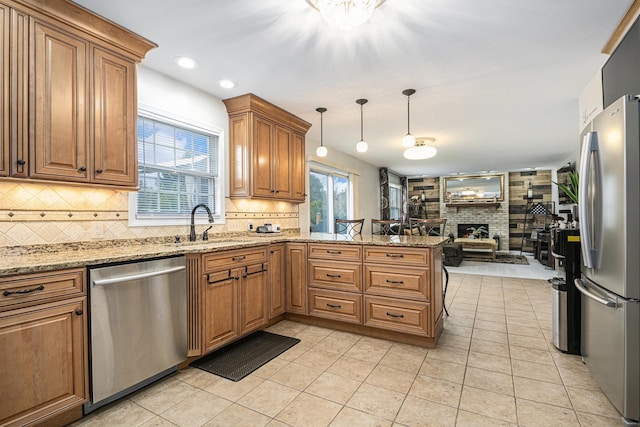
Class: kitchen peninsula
0,233,446,426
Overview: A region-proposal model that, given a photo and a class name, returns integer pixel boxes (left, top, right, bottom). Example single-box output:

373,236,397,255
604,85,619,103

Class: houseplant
553,171,579,204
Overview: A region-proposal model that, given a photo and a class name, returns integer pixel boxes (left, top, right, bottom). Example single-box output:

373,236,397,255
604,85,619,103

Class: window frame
129,107,225,227
308,163,354,233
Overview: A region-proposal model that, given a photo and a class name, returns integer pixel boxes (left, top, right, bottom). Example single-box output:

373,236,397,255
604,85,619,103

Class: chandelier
306,0,386,30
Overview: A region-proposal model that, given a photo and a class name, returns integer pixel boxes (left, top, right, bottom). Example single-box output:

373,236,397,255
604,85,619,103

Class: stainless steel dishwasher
84,256,187,413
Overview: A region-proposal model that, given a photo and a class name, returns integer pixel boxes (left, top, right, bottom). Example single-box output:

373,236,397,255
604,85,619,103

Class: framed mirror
444,174,504,202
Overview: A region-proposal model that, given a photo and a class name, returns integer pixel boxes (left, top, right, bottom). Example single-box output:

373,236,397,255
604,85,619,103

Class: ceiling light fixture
174,56,198,69
306,0,385,30
401,89,416,148
219,79,236,89
316,107,328,157
403,137,437,160
355,98,368,153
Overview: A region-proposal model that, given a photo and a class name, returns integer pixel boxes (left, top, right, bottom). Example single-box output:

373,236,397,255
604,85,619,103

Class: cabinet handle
75,309,83,316
275,190,280,194
386,279,404,284
79,166,87,172
3,285,44,297
386,312,404,318
16,159,26,166
326,250,342,254
326,273,341,278
96,169,103,174
232,255,246,261
326,303,342,309
386,253,404,258
243,263,266,278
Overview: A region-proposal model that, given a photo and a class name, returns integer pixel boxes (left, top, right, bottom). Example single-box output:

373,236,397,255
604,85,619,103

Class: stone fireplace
457,223,489,238
440,174,510,251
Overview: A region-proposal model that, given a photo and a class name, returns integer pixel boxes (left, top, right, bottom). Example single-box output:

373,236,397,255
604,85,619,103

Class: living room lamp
355,98,368,153
401,89,416,148
316,107,328,157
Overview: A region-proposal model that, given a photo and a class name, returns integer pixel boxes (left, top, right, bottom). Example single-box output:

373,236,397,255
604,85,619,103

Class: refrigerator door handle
578,132,604,269
574,278,617,307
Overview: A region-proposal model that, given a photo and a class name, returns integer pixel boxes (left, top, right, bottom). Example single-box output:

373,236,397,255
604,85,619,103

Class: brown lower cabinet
268,243,286,318
201,247,269,354
0,268,87,427
285,242,307,314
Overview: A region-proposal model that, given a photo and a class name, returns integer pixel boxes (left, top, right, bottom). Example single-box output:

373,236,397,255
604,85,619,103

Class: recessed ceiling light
174,56,197,69
219,79,236,89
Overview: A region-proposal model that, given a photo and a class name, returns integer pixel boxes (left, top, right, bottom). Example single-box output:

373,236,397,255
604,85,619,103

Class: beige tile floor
70,273,622,427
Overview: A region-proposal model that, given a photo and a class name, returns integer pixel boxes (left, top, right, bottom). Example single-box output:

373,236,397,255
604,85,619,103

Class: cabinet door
0,298,87,427
8,7,28,178
269,244,285,318
0,4,8,177
31,19,89,181
252,116,274,197
292,132,306,201
239,263,268,335
273,124,292,199
228,113,250,197
92,47,136,186
203,271,238,352
285,243,307,314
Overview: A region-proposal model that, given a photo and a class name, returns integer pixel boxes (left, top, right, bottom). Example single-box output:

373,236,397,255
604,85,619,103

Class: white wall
137,66,229,194
300,144,380,234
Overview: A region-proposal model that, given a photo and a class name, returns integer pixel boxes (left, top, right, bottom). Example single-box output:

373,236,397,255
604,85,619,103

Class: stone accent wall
440,174,510,251
508,170,553,252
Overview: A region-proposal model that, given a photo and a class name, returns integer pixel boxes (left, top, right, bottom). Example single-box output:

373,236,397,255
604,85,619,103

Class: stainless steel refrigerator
576,94,640,425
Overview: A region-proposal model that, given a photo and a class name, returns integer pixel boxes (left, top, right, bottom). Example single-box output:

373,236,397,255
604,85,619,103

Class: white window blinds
136,115,220,217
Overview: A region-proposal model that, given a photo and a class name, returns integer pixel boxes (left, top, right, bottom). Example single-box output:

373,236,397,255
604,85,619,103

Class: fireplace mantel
445,202,501,212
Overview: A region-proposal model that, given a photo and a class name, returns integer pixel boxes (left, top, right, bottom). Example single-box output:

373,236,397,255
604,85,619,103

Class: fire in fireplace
457,223,489,238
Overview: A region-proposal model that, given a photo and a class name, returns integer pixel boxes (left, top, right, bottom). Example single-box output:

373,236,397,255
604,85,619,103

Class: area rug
191,331,300,381
463,254,529,265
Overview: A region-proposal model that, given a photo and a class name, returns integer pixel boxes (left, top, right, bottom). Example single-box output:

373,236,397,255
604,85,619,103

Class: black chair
371,219,403,236
409,218,447,236
335,218,364,238
409,218,450,316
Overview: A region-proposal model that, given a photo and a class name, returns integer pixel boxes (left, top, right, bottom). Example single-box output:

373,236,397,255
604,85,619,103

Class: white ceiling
75,0,632,177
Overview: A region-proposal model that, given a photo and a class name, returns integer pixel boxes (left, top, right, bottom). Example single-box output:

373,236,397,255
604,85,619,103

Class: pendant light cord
360,103,364,141
321,111,324,146
407,94,411,134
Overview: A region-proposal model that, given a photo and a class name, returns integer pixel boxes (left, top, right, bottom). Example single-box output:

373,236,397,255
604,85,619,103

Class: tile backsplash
0,182,299,247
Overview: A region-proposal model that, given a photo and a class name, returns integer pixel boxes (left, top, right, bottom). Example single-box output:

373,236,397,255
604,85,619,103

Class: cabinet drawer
364,246,429,266
0,268,85,311
308,288,362,324
364,296,430,336
364,265,428,300
309,259,361,292
308,243,362,261
203,247,267,273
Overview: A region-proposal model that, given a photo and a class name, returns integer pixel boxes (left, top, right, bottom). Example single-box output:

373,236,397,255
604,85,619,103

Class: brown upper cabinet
223,93,311,202
0,0,156,188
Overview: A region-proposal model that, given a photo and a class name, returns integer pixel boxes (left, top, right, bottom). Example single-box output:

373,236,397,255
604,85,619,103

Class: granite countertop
0,232,448,277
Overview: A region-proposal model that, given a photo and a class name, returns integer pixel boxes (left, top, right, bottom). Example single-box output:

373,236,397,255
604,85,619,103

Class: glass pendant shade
316,145,328,157
403,137,437,160
307,0,384,30
402,133,416,148
356,140,368,152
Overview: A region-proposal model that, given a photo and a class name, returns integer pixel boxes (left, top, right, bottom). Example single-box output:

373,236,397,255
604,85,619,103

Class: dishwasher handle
93,266,186,286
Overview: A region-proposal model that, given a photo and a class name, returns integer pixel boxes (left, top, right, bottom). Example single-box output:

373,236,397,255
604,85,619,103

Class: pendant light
403,137,437,160
316,107,328,157
355,98,368,153
401,89,416,148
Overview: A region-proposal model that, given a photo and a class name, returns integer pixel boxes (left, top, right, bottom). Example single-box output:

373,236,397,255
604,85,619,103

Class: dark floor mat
191,331,300,382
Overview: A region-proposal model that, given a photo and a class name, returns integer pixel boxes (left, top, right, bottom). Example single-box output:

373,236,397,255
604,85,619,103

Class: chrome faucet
189,204,214,242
